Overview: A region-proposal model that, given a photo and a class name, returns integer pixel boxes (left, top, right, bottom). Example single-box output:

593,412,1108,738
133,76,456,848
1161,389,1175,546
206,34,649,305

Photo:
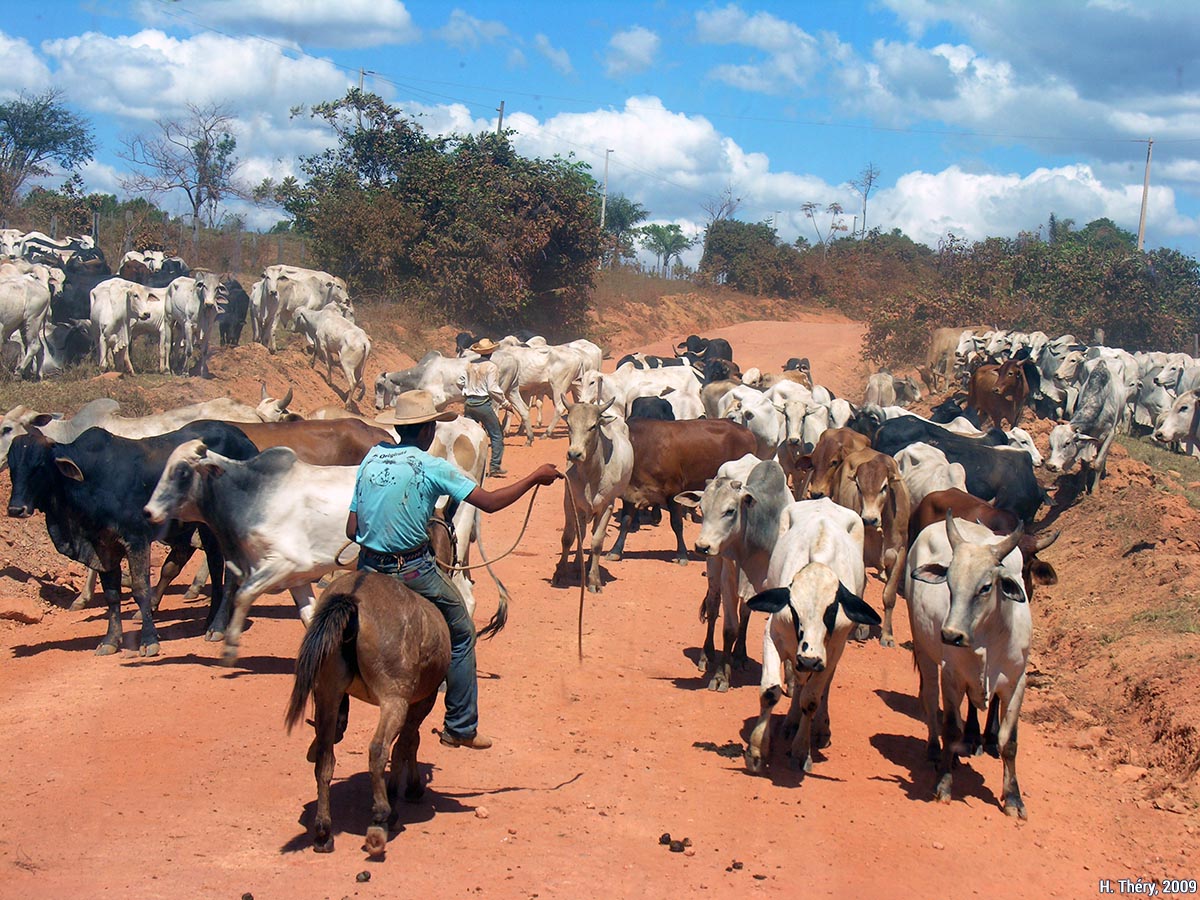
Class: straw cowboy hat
470,337,500,355
375,390,457,426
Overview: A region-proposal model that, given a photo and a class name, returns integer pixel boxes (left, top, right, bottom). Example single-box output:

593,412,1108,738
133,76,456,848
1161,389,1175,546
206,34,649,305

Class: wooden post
92,211,99,241
49,214,58,239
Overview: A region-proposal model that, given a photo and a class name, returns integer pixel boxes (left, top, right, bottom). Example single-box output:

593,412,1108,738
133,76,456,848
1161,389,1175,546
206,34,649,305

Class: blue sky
4,1,1199,264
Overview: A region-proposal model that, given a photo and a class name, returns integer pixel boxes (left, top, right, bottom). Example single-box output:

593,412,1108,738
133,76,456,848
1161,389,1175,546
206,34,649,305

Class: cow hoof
935,775,953,804
879,635,895,649
220,648,239,667
604,552,621,562
140,643,160,658
707,677,729,693
312,835,334,854
586,583,602,594
182,589,201,601
1004,797,1027,820
743,751,766,775
95,642,119,656
365,826,388,857
132,609,143,622
675,557,689,566
70,595,89,611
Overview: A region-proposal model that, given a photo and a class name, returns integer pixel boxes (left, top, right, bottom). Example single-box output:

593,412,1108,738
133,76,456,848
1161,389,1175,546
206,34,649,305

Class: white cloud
133,0,419,48
695,5,820,92
507,48,527,69
0,32,51,97
533,34,573,76
604,26,660,78
435,10,508,49
42,30,352,122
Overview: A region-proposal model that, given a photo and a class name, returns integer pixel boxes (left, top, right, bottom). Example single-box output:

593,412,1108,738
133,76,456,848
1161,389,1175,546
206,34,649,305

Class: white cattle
375,351,473,410
743,498,877,774
0,399,121,470
1046,358,1128,493
907,516,1031,818
828,398,855,429
293,305,372,403
143,441,358,662
90,278,145,374
165,271,224,377
553,399,634,593
1153,389,1200,452
0,228,23,257
247,279,266,343
725,390,785,460
580,366,703,422
259,265,353,352
0,274,51,378
675,456,792,692
895,442,968,507
129,284,170,373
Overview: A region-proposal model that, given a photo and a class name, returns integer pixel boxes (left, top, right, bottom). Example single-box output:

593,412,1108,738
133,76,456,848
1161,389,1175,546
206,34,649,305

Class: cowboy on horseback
346,389,562,750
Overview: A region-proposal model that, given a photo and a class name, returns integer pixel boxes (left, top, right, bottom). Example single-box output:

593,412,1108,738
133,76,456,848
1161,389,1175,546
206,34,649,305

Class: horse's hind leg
311,669,349,853
365,699,409,858
391,694,438,808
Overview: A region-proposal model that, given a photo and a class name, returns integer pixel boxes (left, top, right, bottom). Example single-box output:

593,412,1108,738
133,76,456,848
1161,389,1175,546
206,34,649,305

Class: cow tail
284,593,358,732
474,504,509,640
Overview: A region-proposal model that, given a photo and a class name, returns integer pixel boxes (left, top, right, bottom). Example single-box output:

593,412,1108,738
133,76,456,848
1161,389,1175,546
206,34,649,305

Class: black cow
218,277,250,346
783,356,810,373
455,332,482,355
872,416,1044,522
677,334,734,363
929,396,982,426
629,396,675,420
5,421,260,656
52,255,112,323
615,352,688,370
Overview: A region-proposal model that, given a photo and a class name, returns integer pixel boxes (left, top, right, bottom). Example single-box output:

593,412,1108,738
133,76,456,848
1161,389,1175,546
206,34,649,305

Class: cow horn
993,523,1025,561
278,386,294,409
260,381,268,402
1032,528,1060,552
599,397,615,413
944,509,963,550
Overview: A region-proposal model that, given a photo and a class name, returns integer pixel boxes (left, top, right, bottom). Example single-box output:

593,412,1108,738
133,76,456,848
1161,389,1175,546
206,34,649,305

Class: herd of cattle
0,229,371,401
7,258,1200,828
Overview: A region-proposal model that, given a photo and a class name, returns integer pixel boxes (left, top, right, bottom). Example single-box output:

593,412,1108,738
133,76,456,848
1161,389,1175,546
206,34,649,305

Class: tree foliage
601,194,648,267
639,223,694,277
0,90,95,213
275,90,601,334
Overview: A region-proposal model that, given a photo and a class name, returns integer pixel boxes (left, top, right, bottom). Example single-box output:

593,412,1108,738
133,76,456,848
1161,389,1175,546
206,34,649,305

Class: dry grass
1117,434,1200,509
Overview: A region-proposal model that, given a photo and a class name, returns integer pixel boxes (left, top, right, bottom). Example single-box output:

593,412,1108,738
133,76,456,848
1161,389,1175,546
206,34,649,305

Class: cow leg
183,559,210,600
998,675,1028,819
552,483,583,586
960,706,983,757
542,385,568,439
878,544,904,647
936,677,966,804
698,557,721,674
128,548,161,657
915,648,941,761
96,567,124,655
732,597,752,669
745,628,783,774
153,539,197,612
710,560,740,691
667,498,689,565
290,583,318,627
787,674,824,774
366,699,409,857
586,507,614,593
221,565,286,663
510,394,535,446
71,568,100,610
982,694,1002,758
604,503,636,561
196,530,227,639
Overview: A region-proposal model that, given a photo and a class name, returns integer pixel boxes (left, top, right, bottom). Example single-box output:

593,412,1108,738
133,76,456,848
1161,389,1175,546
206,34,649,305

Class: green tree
0,89,95,213
601,194,648,267
120,102,245,239
639,223,694,277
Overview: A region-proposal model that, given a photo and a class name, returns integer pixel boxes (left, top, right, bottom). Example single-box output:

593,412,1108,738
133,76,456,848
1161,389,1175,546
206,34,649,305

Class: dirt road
1,320,1195,899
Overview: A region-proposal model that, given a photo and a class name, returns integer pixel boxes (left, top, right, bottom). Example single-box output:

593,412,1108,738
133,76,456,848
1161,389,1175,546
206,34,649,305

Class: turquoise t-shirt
350,443,477,554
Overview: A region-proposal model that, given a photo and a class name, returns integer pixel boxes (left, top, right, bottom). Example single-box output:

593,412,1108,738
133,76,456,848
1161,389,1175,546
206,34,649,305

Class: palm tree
639,223,695,277
602,194,649,267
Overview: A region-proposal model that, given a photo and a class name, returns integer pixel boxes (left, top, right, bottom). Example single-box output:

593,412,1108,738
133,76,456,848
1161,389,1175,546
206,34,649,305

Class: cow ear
836,583,881,626
1029,559,1058,586
999,574,1027,603
911,563,948,584
55,457,85,482
746,587,791,614
674,491,702,509
657,386,677,397
30,413,59,427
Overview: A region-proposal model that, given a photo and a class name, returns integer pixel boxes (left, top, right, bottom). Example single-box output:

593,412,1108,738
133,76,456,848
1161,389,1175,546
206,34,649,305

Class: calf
293,305,372,403
552,399,633,593
831,447,911,646
907,516,1032,818
675,456,791,691
6,421,259,653
743,498,879,773
606,418,756,565
218,277,250,346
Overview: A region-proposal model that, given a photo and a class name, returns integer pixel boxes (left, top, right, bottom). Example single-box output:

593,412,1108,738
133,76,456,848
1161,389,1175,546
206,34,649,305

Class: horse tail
284,592,358,733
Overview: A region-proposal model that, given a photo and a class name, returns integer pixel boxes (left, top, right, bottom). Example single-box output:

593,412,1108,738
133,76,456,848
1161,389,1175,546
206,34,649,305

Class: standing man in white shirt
458,337,510,477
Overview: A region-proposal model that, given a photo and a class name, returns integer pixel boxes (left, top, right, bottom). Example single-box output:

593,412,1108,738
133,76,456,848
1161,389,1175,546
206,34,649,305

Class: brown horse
285,568,451,856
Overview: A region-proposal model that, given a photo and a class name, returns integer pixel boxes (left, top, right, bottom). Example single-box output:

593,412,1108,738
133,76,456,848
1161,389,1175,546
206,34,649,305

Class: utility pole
598,149,613,269
1137,138,1153,252
496,101,505,135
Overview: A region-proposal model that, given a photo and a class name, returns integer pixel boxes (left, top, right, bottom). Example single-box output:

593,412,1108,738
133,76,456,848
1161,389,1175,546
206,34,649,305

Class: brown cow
831,447,911,646
921,325,992,392
908,488,1059,599
967,350,1040,430
799,428,871,500
231,417,389,466
605,418,757,564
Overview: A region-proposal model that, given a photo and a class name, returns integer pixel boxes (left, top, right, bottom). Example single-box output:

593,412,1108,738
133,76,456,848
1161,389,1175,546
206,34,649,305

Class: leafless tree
119,102,248,241
851,162,880,238
702,184,741,226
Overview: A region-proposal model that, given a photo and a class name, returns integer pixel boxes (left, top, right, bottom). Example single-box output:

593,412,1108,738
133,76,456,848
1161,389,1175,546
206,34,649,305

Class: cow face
1046,424,1099,473
747,563,879,671
911,516,1025,648
565,399,616,464
800,404,829,451
144,440,214,525
1006,428,1043,467
679,475,748,557
6,430,56,517
779,399,806,448
848,454,895,528
1154,390,1199,444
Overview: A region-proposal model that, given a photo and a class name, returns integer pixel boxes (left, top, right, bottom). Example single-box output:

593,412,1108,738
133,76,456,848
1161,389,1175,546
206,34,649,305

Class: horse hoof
95,643,119,656
365,826,387,857
140,643,160,658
